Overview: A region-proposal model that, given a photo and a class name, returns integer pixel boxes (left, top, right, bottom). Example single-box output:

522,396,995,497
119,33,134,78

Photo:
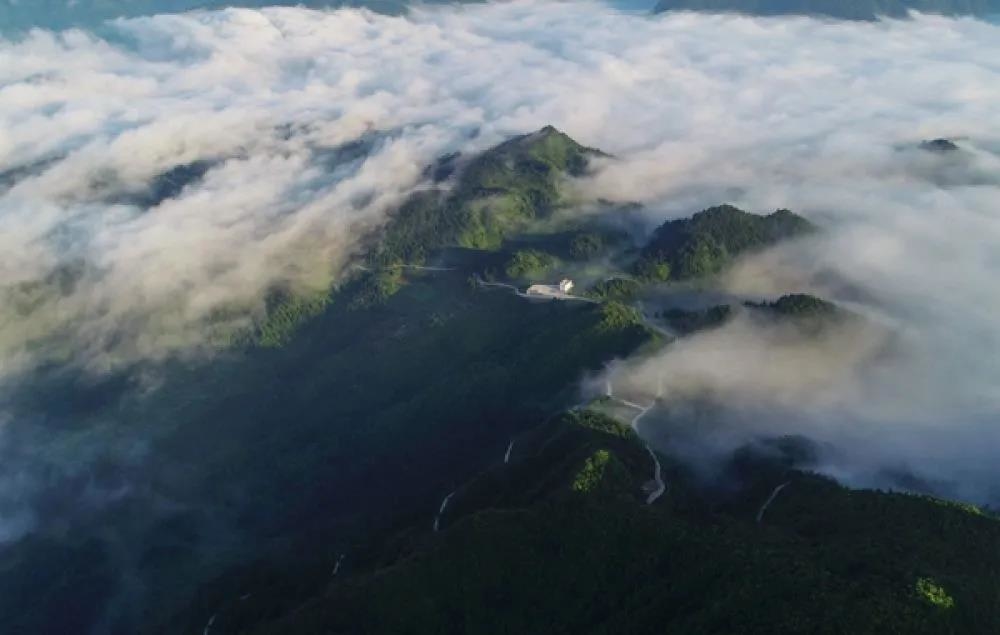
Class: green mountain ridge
0,127,655,634
370,125,597,265
196,409,1000,634
4,126,992,635
659,293,843,335
634,204,814,281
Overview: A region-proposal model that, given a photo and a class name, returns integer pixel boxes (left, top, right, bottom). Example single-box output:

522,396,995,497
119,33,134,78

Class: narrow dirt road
756,482,791,524
608,382,667,505
433,491,456,532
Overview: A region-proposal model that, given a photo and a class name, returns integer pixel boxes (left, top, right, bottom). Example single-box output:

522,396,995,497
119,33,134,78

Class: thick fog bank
0,1,999,545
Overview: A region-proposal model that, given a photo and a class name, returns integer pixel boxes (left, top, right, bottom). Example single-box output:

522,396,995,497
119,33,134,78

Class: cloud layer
1,2,999,508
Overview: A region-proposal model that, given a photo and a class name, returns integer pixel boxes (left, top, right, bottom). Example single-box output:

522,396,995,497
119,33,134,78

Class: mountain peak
920,138,960,154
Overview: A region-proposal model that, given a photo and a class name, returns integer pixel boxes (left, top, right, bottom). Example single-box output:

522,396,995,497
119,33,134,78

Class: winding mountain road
433,491,456,532
756,482,791,524
618,398,647,411
475,278,531,298
354,263,456,273
608,381,667,505
627,401,667,504
644,446,665,505
202,613,217,635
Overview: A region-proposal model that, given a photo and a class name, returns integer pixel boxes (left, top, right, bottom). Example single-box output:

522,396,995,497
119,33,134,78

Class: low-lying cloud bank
1,1,999,515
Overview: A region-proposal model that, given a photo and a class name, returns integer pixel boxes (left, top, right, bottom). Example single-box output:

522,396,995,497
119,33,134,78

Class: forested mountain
633,204,814,281
171,409,1000,634
4,127,998,634
652,0,1000,20
0,127,647,633
162,131,998,633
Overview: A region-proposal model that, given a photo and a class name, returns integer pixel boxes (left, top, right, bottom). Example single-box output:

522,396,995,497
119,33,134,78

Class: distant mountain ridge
653,0,1000,20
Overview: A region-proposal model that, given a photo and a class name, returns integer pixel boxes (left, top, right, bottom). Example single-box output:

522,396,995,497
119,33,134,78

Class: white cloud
0,2,999,502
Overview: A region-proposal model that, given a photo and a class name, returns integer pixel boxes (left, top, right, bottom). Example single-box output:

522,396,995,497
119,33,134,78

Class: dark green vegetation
921,138,961,153
369,126,597,267
652,0,1000,20
236,126,600,348
205,410,1000,634
569,232,606,260
5,270,657,635
7,125,995,635
505,249,557,279
0,127,657,634
660,303,733,334
238,287,333,347
634,205,814,281
746,293,849,335
747,292,840,318
655,294,843,338
584,277,642,301
0,537,114,634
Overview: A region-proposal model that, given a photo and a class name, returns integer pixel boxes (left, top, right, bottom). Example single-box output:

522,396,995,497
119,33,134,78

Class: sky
1,1,1000,537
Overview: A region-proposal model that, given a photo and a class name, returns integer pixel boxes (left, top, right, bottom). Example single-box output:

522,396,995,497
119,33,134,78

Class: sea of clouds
1,0,999,523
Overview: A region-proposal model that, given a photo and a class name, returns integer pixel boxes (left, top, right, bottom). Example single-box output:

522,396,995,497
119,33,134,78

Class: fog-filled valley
2,2,1000,632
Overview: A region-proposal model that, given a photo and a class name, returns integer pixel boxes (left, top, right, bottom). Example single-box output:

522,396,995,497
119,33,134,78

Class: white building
526,279,575,299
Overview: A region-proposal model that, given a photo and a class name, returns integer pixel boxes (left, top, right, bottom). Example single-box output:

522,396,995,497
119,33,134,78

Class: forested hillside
5,126,995,635
175,410,1000,634
633,205,813,281
0,127,651,634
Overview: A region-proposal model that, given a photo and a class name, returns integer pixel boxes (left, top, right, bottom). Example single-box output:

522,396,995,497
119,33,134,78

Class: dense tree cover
917,578,956,609
746,293,840,318
369,126,597,268
744,293,850,335
502,227,627,265
634,205,814,281
11,125,991,635
652,0,1000,19
367,191,452,267
584,277,642,301
595,301,646,333
227,410,1000,635
346,268,406,310
569,232,606,260
0,537,114,634
0,133,643,631
231,127,596,347
505,249,557,279
660,303,733,333
4,264,656,633
235,287,332,347
921,138,961,153
571,449,630,493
